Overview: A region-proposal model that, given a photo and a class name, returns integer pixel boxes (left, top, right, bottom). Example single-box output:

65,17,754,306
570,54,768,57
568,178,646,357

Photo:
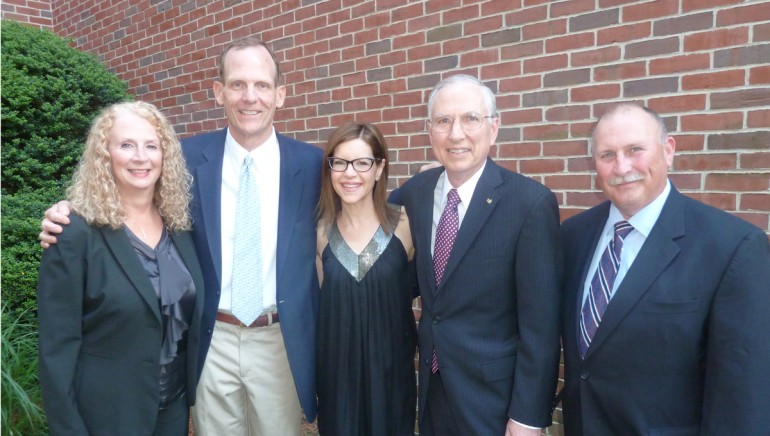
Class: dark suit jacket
182,129,322,421
398,159,563,434
560,186,770,435
37,213,205,435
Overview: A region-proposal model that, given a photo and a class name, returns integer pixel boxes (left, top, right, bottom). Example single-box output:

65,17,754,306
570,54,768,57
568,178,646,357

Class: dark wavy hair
317,121,399,234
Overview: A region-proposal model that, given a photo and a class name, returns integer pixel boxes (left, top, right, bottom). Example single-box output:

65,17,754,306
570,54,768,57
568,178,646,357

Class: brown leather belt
216,311,279,328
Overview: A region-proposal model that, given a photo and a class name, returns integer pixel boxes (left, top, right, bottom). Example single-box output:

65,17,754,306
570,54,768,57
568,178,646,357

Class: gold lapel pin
486,198,493,204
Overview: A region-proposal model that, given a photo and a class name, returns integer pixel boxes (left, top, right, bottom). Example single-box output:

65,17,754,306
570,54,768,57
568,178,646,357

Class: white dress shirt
219,128,281,313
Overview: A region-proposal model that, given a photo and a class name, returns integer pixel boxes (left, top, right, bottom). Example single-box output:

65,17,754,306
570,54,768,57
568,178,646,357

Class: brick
366,67,392,82
546,32,594,53
648,94,707,113
594,61,646,81
682,0,743,12
625,36,680,59
715,43,770,68
571,46,621,67
523,53,568,73
460,49,499,67
623,0,679,22
543,139,589,156
674,153,738,171
682,69,745,91
683,27,749,52
571,122,595,139
708,131,770,151
650,53,710,75
711,88,770,109
717,3,770,26
501,40,544,60
683,192,738,211
366,39,391,56
426,23,462,43
706,173,770,191
505,5,547,26
741,194,770,211
500,108,542,125
654,12,713,37
496,127,522,143
623,77,679,98
443,4,480,25
552,0,596,18
520,158,566,174
544,174,592,190
748,109,770,128
481,28,522,47
566,191,607,208
465,15,503,36
523,123,569,140
482,60,522,79
597,22,651,45
543,68,591,87
757,23,770,42
681,112,743,132
750,66,770,85
444,36,481,55
571,84,621,102
669,173,702,190
498,142,541,158
522,89,568,107
407,73,441,90
569,8,619,32
522,19,567,41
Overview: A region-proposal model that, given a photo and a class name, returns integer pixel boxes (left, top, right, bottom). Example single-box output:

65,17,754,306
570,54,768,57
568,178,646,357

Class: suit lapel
100,226,161,324
586,189,685,358
276,134,304,290
193,130,225,284
438,159,502,290
413,169,442,296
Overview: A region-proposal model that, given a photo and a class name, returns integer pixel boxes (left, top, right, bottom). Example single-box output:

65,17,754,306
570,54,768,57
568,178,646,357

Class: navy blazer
182,128,322,421
37,214,205,435
560,186,770,435
398,159,563,434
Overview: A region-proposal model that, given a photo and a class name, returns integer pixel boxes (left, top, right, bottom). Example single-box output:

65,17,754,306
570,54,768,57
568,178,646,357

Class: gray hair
427,74,497,119
590,103,669,154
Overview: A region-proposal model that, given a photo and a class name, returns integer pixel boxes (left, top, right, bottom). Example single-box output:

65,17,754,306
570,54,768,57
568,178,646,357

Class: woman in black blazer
37,101,205,435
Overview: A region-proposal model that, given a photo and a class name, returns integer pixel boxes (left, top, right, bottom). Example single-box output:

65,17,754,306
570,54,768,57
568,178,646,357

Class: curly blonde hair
67,101,192,231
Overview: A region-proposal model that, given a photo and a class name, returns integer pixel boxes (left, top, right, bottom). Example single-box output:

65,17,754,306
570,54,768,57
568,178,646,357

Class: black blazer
560,186,770,435
398,159,563,434
37,214,205,435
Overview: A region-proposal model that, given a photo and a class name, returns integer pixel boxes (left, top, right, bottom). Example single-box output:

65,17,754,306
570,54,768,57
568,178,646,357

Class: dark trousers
422,371,461,436
153,392,189,436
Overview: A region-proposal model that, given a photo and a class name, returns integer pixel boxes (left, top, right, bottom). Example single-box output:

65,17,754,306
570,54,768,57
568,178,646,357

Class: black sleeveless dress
317,223,417,436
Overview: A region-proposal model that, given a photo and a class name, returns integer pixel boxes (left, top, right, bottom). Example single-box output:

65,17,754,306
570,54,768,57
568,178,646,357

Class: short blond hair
67,101,192,230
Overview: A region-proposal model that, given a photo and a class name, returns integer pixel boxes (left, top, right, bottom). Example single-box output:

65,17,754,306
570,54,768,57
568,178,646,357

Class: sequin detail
328,223,392,282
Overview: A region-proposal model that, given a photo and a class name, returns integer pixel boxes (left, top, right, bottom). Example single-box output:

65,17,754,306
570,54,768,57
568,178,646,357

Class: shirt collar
439,160,487,207
224,127,280,173
607,179,671,238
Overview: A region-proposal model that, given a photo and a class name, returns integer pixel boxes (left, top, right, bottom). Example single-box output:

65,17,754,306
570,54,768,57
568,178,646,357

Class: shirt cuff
509,418,540,430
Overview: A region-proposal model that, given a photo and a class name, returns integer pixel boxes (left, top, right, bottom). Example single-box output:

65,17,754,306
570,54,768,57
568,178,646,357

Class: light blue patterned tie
231,155,263,326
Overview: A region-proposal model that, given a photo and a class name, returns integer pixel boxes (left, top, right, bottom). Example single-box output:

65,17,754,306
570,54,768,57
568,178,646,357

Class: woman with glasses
315,121,417,435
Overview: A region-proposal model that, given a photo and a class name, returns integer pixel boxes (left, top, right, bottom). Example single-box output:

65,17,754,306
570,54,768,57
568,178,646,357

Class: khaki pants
192,320,301,436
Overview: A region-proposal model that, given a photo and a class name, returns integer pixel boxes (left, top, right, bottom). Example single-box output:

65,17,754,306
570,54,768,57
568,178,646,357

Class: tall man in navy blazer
560,103,770,435
182,37,321,435
396,75,563,435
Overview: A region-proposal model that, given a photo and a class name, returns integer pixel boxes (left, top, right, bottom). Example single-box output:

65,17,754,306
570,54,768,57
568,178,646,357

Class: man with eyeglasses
394,74,563,435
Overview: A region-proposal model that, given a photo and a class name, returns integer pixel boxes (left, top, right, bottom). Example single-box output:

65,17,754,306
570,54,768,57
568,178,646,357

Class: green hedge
1,21,131,314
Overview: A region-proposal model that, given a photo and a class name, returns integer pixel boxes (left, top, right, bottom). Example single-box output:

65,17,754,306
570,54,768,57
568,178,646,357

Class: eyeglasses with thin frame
426,112,496,132
327,157,381,173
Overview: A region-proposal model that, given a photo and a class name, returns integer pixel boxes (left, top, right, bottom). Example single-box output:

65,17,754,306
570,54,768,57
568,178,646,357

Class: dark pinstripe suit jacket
398,158,563,434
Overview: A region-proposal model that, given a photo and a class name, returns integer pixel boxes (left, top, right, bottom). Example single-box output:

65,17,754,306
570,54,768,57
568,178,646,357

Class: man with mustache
560,102,770,435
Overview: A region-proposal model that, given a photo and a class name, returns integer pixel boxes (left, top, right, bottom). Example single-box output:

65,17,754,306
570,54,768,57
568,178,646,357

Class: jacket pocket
481,355,515,382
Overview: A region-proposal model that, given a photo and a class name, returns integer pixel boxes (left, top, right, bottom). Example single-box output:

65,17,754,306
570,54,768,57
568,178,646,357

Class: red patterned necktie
579,220,634,358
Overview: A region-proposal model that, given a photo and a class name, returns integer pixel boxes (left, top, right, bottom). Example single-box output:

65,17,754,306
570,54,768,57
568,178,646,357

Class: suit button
432,316,441,324
580,372,589,380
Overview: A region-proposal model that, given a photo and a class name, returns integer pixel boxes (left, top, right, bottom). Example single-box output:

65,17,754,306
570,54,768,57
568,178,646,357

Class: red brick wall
41,0,769,232
1,0,53,29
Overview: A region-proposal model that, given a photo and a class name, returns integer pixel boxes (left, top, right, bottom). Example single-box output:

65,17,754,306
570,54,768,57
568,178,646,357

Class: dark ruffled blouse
125,226,196,407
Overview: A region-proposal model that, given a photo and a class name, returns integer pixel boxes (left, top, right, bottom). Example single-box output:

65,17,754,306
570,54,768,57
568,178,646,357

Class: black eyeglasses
327,157,381,172
426,112,496,132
